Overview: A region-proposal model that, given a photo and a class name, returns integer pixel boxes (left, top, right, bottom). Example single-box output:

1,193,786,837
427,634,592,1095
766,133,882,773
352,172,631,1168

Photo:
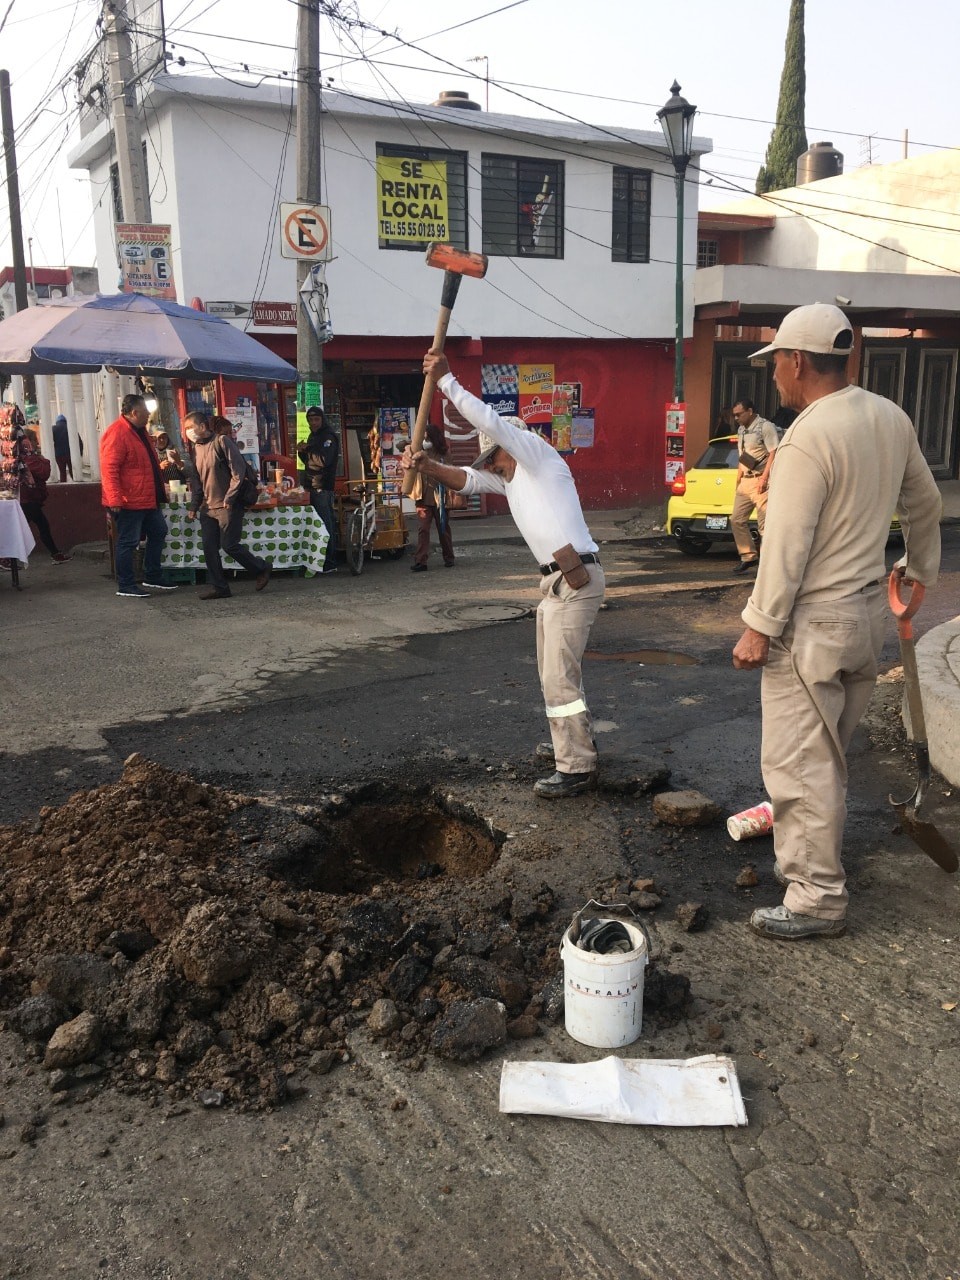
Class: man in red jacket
100,393,176,598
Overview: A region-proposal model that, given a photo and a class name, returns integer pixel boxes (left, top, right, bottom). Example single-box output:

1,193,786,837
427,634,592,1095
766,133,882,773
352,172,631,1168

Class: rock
168,900,272,988
430,999,507,1062
198,1089,224,1108
632,878,657,893
367,999,402,1037
43,1011,101,1070
321,951,347,984
259,898,306,931
446,956,528,1010
674,902,708,932
630,891,662,911
652,790,722,827
47,1070,71,1093
735,865,760,888
172,1020,214,1063
386,956,429,1003
8,995,70,1042
540,972,565,1023
102,930,157,960
154,1051,178,1085
507,1015,539,1039
307,1049,339,1076
643,966,691,1013
267,989,304,1029
32,953,116,1012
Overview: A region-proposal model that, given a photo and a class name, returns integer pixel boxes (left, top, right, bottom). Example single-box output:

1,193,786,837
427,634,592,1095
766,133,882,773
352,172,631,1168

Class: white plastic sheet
499,1054,747,1127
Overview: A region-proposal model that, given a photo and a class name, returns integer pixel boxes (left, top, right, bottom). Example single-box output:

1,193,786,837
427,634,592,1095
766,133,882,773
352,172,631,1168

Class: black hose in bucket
574,918,635,954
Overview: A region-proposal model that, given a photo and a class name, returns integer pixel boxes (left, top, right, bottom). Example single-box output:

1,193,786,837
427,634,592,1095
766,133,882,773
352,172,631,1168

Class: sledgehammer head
425,242,488,279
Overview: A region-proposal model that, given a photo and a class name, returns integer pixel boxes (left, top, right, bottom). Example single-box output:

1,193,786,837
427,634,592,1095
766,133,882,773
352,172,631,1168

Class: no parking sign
279,203,332,260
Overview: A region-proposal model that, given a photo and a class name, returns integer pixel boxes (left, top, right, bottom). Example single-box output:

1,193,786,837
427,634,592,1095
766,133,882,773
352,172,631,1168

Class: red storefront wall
259,333,675,510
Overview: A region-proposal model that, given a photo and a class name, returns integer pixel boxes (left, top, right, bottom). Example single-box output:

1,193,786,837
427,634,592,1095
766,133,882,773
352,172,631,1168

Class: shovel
887,569,958,872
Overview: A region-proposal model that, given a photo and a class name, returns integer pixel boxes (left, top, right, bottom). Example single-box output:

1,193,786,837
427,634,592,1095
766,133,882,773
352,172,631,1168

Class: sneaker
142,580,177,591
444,561,455,568
51,553,72,564
750,904,846,940
533,770,597,799
410,563,428,572
535,742,555,762
732,560,757,575
116,585,151,599
255,559,273,592
198,588,232,600
321,566,338,575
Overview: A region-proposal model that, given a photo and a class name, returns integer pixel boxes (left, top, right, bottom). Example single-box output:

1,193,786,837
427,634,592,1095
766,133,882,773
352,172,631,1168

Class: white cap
470,416,527,468
750,302,854,360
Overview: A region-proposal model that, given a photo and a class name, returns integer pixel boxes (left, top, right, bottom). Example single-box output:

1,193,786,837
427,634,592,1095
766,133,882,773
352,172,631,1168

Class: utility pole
102,0,149,224
296,0,323,423
0,70,29,313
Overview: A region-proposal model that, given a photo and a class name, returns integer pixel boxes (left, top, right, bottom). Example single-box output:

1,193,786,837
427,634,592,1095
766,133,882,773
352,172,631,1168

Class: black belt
539,553,600,576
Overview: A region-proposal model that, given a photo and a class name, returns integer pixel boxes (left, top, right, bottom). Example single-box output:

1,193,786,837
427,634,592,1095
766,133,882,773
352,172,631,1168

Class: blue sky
1,0,957,268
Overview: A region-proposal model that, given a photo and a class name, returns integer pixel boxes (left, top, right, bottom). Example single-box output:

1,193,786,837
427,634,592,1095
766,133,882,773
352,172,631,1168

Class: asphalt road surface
2,526,959,1279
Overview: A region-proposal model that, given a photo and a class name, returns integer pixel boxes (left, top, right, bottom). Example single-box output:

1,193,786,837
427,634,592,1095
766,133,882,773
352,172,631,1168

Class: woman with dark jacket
19,437,70,563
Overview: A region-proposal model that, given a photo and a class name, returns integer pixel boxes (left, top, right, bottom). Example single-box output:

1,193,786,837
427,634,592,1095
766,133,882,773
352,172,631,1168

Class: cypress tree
756,0,808,194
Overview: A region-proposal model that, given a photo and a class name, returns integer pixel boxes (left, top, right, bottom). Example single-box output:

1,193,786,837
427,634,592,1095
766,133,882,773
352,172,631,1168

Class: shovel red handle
888,569,925,630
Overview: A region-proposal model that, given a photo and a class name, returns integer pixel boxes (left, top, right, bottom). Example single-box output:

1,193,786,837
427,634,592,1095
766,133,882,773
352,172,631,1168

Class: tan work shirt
742,385,941,638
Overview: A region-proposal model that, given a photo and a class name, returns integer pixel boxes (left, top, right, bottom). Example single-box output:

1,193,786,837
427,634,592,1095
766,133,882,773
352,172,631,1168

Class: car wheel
675,534,712,557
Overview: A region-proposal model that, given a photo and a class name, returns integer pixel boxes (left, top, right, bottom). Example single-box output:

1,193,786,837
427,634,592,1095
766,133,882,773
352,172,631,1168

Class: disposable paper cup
726,801,773,841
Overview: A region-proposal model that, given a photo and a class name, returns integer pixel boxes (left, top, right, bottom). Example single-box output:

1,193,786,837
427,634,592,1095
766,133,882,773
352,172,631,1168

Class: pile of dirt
0,755,688,1112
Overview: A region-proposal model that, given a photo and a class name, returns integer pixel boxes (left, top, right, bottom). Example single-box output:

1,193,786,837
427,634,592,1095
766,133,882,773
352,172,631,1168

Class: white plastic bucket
560,918,649,1049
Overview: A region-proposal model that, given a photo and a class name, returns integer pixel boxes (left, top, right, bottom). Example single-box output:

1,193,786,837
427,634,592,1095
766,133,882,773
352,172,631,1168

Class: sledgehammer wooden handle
401,243,487,497
401,300,456,497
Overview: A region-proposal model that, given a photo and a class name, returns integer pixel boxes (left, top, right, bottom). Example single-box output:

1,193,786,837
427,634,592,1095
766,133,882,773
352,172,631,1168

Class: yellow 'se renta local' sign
377,156,448,244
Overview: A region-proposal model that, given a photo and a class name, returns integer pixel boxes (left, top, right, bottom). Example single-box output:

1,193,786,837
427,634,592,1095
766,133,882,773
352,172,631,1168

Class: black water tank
431,90,482,111
796,141,844,185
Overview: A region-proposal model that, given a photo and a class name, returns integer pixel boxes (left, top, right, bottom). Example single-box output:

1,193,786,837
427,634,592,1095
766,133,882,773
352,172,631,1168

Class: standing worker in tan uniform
730,399,779,574
402,351,604,799
732,304,941,940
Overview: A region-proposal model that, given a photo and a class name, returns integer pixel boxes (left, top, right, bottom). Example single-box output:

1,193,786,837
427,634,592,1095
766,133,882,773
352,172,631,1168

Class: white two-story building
68,73,711,506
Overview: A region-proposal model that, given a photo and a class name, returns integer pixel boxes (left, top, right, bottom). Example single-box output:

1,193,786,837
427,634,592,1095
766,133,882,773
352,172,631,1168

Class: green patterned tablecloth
161,503,329,576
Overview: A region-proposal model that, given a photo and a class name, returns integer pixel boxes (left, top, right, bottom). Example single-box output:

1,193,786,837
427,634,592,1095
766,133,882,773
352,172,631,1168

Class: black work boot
533,770,597,799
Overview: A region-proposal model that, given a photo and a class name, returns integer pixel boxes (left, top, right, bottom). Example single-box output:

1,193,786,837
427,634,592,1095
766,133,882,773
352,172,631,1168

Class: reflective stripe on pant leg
538,566,604,772
545,697,588,718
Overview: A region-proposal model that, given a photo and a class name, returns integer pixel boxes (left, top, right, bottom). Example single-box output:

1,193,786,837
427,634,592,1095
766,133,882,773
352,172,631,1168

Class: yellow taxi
666,435,901,556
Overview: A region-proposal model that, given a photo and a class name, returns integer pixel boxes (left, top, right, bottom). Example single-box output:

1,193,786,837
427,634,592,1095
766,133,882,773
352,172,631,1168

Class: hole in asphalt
310,801,501,893
584,649,699,666
428,602,532,624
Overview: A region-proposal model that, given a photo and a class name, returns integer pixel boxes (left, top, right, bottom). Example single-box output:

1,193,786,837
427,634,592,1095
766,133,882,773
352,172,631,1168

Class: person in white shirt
402,352,605,798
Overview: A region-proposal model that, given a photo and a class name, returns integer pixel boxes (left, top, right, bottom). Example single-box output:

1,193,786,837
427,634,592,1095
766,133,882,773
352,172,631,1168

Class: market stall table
161,501,329,579
0,500,36,589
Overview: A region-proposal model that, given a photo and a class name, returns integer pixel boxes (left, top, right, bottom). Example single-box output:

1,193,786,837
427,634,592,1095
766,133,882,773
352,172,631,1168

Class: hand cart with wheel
335,478,407,575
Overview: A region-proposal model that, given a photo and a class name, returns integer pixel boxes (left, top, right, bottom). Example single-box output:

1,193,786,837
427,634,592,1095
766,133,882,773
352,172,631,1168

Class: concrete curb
918,620,960,788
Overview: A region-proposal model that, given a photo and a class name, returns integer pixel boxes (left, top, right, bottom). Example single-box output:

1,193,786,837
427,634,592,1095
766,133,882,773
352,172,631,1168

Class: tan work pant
760,585,886,919
536,563,605,774
731,475,768,561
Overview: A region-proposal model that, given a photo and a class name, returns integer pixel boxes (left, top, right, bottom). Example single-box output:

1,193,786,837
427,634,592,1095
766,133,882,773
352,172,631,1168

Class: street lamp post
657,81,697,403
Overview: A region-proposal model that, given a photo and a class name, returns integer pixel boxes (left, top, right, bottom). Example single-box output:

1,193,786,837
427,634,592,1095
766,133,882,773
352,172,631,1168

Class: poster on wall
481,364,519,417
378,407,412,454
518,364,555,427
226,402,259,462
117,223,176,300
376,155,449,247
665,400,686,486
571,408,595,448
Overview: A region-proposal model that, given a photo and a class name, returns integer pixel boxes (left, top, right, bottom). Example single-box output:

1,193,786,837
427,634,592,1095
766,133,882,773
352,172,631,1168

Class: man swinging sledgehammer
402,352,605,798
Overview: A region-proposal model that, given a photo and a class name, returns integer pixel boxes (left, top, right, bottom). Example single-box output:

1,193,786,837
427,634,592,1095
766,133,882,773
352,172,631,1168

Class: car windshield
695,438,739,470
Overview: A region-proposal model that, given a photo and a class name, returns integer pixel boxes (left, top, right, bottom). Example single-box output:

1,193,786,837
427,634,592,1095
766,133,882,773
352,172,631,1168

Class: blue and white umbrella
0,292,298,382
